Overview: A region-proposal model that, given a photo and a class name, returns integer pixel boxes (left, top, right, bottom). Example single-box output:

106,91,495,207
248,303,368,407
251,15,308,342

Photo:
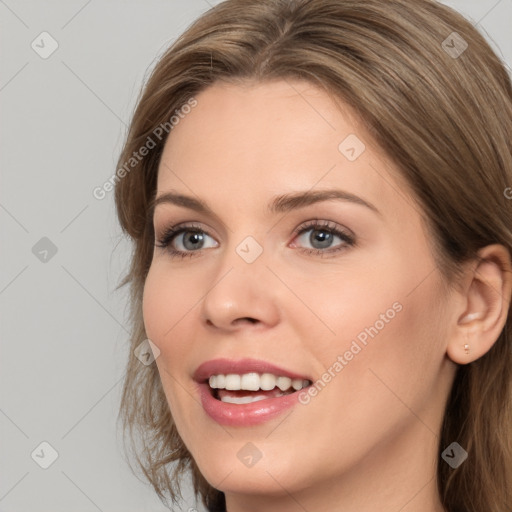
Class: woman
114,1,512,511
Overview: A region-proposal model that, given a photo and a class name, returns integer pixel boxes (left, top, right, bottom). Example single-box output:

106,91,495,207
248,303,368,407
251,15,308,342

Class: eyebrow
150,189,381,218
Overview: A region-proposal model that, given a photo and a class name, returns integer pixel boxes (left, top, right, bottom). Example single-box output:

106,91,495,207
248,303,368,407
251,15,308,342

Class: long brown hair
114,1,512,510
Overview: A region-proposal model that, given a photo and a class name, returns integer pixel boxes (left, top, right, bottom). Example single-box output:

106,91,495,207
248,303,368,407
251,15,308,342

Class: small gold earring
464,343,470,355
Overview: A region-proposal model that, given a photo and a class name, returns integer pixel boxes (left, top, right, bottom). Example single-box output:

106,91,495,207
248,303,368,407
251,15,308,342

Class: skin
142,79,512,512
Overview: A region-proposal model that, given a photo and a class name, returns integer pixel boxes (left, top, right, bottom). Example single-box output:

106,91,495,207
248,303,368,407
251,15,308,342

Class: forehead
156,79,415,221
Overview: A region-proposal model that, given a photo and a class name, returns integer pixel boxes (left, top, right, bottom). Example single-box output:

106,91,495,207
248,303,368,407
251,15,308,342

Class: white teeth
225,374,241,390
220,394,269,404
216,374,226,388
208,372,311,392
260,373,276,390
276,376,292,391
240,373,260,391
292,378,304,391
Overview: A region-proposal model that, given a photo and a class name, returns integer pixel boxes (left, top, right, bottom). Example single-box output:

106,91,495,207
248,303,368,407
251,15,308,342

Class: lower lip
197,383,305,426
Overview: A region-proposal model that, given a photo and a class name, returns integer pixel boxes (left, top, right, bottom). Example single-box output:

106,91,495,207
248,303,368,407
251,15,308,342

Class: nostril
204,317,259,328
237,317,258,324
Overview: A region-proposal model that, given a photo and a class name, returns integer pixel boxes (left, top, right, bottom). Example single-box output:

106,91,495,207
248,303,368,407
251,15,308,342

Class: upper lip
193,358,312,383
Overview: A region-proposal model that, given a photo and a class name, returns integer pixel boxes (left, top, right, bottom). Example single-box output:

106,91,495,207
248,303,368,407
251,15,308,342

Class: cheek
142,265,197,403
142,263,205,366
142,263,195,342
303,250,447,399
142,265,200,437
290,273,447,472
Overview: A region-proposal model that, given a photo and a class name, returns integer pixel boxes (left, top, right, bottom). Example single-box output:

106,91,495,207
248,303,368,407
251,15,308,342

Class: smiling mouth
207,373,312,404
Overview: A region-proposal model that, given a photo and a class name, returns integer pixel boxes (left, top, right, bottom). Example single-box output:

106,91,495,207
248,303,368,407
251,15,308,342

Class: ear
446,244,512,365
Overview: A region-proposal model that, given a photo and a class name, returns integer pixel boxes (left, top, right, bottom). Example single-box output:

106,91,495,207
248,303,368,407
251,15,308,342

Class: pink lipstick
193,358,312,427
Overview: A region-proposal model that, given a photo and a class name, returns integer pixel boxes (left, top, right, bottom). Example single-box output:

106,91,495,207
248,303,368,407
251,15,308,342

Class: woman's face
143,80,457,506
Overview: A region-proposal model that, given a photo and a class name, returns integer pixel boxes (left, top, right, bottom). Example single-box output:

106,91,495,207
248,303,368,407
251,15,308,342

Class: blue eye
155,220,355,259
292,220,355,255
155,224,218,258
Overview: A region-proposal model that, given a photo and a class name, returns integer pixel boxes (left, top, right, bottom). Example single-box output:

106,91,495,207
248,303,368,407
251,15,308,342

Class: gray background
1,1,510,511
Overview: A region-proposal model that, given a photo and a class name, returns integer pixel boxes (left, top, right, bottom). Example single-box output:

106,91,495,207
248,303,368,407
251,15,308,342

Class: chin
191,443,316,497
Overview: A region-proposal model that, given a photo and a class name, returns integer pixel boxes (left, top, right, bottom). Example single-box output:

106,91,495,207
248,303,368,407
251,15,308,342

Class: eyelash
154,220,356,259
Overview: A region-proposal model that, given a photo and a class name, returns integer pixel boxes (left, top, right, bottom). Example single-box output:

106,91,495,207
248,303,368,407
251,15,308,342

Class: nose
200,251,281,332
